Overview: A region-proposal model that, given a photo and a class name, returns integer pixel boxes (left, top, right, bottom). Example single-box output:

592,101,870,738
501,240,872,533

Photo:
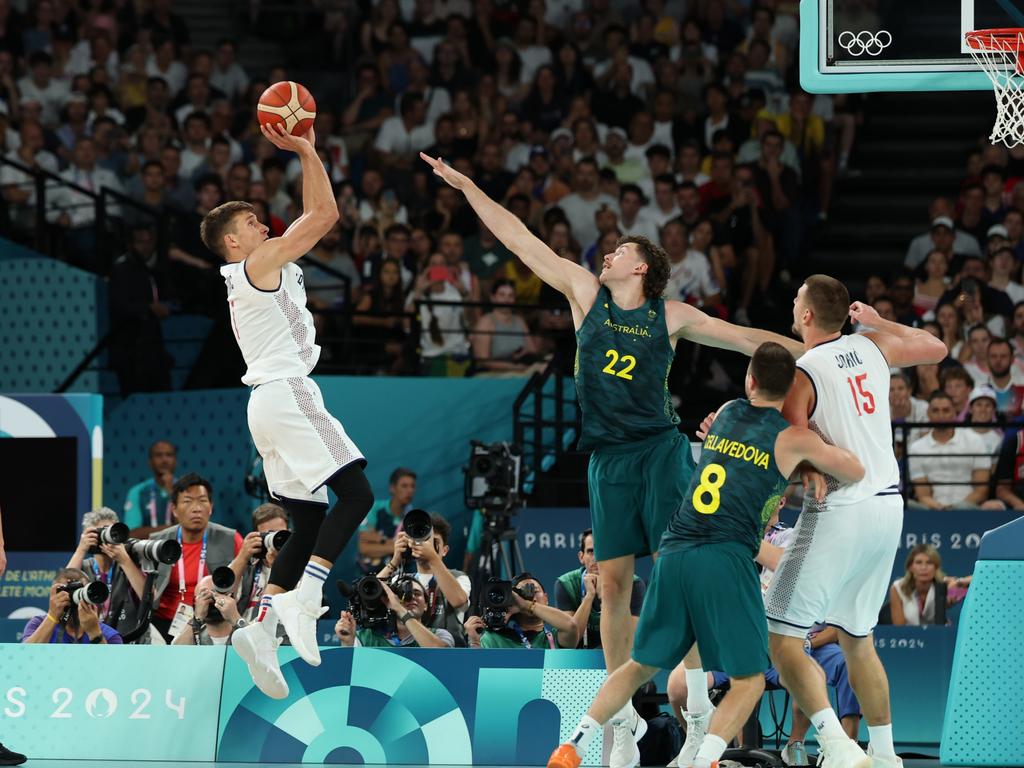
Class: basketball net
966,29,1024,147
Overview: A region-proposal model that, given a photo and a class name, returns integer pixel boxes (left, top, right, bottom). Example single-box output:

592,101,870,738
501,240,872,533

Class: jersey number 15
846,373,876,416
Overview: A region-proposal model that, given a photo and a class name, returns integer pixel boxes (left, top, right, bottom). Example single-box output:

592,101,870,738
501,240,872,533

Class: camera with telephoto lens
211,566,236,595
126,538,182,571
337,575,392,629
260,529,291,560
87,523,129,554
58,580,110,606
480,577,514,630
464,441,522,509
401,509,432,561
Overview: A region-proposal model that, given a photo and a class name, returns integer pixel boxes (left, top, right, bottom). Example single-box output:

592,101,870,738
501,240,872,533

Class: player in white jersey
199,123,373,699
765,276,947,768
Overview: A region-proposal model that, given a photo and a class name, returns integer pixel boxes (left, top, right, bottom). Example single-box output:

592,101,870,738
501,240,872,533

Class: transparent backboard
802,0,1024,92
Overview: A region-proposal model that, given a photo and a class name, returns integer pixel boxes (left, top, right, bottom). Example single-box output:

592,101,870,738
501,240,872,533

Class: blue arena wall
0,635,953,763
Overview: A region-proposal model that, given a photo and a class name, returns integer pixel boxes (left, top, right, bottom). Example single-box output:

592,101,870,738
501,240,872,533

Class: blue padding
977,514,1024,561
941,560,1024,766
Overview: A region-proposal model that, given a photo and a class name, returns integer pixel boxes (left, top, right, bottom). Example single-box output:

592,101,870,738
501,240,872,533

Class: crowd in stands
0,0,843,391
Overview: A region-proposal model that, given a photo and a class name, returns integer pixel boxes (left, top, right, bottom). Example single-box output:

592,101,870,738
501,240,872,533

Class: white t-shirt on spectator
504,142,532,173
516,45,552,84
210,63,250,101
972,428,1002,467
904,232,981,270
555,193,619,251
48,165,124,226
180,144,210,179
16,76,70,127
395,87,451,127
893,396,929,446
66,43,120,81
909,429,990,507
146,58,188,97
664,250,720,303
651,120,675,154
374,116,435,155
993,280,1024,305
618,212,660,243
592,57,655,94
0,149,59,205
409,283,469,357
644,203,682,231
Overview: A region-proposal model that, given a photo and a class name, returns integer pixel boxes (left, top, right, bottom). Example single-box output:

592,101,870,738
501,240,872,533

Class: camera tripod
474,504,526,583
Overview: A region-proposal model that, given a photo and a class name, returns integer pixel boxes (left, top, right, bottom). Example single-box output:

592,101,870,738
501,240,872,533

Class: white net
966,30,1024,147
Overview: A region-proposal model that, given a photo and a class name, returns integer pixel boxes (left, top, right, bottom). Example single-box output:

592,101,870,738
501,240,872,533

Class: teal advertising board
0,645,224,761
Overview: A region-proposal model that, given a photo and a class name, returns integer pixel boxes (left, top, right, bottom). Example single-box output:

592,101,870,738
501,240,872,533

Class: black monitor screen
0,438,78,551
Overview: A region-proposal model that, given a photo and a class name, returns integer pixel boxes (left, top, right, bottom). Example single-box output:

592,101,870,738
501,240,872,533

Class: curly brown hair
617,235,671,299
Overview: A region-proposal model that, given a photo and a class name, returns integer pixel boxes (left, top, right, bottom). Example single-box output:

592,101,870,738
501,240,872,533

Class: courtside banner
0,645,223,761
217,647,609,765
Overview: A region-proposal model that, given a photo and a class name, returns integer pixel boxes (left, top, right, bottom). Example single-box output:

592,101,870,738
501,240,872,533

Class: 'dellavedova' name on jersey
703,434,771,469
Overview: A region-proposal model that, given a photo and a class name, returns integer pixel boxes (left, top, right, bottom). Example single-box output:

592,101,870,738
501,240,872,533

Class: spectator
914,251,950,317
123,440,177,532
463,219,514,283
908,392,1000,509
935,303,963,359
888,273,922,326
465,573,580,648
143,0,191,52
352,257,410,374
957,183,987,243
336,576,455,647
554,528,645,649
980,164,1008,226
661,218,721,309
358,467,418,572
905,203,981,272
1011,301,1024,362
108,226,174,395
603,126,645,184
374,92,435,170
210,39,249,101
0,118,58,231
341,63,395,154
66,507,152,636
171,574,244,646
591,57,645,129
637,143,673,201
939,255,1014,330
890,371,929,452
889,545,966,626
235,503,289,623
123,160,175,230
556,157,619,250
941,366,975,420
16,51,69,127
470,278,540,374
676,180,703,230
146,39,188,98
960,324,991,385
617,183,659,241
22,568,123,644
377,513,471,643
408,252,470,373
303,221,359,310
49,136,124,259
988,246,1024,304
148,473,244,643
358,168,409,226
968,386,1002,466
982,337,1024,417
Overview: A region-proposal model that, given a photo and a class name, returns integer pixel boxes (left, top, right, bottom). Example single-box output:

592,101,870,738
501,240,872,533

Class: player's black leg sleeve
313,462,374,563
267,498,327,590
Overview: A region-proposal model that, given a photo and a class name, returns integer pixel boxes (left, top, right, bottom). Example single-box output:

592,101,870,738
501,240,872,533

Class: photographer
234,503,290,623
465,573,580,649
554,529,646,649
377,513,470,644
335,577,455,648
21,568,123,644
357,467,417,572
149,474,244,642
172,574,245,646
66,507,152,633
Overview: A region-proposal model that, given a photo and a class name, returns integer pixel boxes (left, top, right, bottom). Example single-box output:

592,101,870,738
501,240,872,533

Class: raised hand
848,300,881,328
420,153,472,191
260,122,316,154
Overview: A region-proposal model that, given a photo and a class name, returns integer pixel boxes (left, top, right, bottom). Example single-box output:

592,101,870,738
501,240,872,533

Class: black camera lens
486,586,508,604
72,581,110,606
98,523,129,545
357,575,385,603
402,509,432,543
211,566,236,594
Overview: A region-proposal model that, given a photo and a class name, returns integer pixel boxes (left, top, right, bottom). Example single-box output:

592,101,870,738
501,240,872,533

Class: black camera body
338,575,392,630
464,441,522,509
58,580,110,607
480,577,514,630
259,529,291,560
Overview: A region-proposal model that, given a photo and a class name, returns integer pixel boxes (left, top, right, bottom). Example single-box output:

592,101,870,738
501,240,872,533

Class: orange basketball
257,81,317,136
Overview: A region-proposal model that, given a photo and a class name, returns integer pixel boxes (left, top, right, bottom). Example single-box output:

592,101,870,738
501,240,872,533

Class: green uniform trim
479,625,559,649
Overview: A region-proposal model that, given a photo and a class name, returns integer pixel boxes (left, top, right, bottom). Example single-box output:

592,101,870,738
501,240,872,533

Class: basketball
257,80,316,136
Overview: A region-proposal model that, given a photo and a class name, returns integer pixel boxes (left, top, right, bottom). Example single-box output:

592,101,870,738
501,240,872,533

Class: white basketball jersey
797,333,900,504
220,260,321,386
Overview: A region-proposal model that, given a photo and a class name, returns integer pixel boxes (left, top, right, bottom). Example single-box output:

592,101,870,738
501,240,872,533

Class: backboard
801,0,1024,92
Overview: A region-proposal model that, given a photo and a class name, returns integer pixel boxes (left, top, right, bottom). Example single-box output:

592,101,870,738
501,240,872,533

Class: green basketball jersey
660,399,789,557
574,286,678,450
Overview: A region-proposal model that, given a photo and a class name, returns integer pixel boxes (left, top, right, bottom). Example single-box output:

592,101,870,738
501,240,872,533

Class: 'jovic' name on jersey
797,333,899,504
220,260,321,386
574,287,678,451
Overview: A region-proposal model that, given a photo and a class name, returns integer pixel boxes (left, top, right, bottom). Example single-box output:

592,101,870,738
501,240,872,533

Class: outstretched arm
246,124,339,287
849,301,947,367
667,301,804,357
421,153,598,317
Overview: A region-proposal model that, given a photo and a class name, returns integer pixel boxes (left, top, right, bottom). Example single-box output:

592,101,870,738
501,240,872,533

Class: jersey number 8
692,463,727,515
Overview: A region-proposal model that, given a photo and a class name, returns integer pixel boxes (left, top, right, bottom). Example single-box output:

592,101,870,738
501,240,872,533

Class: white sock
297,562,329,602
609,700,634,726
868,724,896,759
685,667,712,714
811,708,848,742
694,734,727,768
259,597,279,635
569,714,601,757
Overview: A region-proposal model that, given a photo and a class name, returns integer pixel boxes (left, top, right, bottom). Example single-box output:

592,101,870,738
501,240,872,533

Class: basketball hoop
966,29,1024,147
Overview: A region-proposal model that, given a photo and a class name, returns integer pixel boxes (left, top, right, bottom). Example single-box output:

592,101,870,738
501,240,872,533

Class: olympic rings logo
837,30,892,57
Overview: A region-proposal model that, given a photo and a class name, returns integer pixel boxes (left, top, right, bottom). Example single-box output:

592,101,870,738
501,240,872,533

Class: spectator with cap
603,127,646,184
905,201,981,272
909,391,1002,510
967,385,1002,467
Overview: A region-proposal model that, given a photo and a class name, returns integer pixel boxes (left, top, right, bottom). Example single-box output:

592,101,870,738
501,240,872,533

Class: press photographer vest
417,569,470,646
150,523,239,599
82,556,136,630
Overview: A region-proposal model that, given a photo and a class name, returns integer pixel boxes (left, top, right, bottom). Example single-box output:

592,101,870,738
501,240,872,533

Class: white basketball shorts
247,376,364,504
764,493,903,638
